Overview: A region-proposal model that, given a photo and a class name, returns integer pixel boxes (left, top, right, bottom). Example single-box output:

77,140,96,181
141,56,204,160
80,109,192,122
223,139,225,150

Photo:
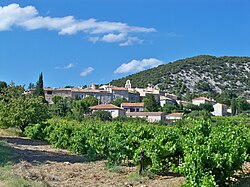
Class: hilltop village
28,80,249,123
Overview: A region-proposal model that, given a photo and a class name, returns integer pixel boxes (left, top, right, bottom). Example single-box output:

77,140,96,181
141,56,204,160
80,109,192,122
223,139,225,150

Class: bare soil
0,136,249,187
0,136,184,187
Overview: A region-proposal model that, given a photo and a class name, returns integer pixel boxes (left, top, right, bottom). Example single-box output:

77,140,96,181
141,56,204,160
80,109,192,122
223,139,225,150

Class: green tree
28,82,35,90
237,98,249,113
142,94,159,112
0,88,49,132
52,96,63,104
83,96,98,107
161,103,178,113
64,85,74,88
71,100,88,121
231,98,237,116
186,110,212,120
0,81,7,92
186,103,201,111
50,96,72,117
110,98,128,107
92,110,112,121
200,103,214,112
34,73,45,97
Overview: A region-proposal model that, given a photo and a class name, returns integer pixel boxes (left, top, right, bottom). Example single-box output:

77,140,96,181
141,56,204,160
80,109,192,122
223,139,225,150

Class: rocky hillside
110,55,250,97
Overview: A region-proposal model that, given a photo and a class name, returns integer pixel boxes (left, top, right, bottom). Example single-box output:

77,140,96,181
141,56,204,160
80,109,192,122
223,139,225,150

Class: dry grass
0,140,47,187
0,128,22,137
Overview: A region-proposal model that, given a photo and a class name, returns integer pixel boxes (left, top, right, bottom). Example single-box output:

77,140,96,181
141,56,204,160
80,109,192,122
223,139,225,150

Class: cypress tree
35,73,45,97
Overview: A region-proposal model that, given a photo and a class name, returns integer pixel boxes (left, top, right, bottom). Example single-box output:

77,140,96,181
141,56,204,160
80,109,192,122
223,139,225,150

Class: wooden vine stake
139,150,145,175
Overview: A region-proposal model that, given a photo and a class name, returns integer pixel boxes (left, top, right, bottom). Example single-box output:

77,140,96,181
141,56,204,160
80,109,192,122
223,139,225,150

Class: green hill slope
110,55,250,97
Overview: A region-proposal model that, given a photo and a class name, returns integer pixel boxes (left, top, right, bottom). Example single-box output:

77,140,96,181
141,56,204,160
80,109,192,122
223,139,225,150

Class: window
47,91,52,94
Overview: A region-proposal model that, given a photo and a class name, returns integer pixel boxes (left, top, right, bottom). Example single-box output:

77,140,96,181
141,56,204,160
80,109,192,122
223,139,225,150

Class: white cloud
89,36,100,43
55,63,76,69
101,33,127,43
119,36,143,46
64,63,76,69
114,58,163,74
80,67,94,77
0,4,156,45
0,4,37,31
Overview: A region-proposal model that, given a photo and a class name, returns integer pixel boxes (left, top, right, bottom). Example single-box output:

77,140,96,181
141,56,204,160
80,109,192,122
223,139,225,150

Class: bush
92,110,112,121
179,120,248,186
24,123,47,140
25,118,249,186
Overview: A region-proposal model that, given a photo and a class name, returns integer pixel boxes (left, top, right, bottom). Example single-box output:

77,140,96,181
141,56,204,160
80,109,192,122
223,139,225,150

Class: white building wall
192,100,206,106
92,109,125,118
147,116,162,122
212,103,228,116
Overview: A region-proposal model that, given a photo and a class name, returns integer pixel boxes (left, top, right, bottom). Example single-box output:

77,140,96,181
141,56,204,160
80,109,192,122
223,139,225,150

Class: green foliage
24,117,250,186
231,98,237,116
110,55,250,97
142,94,159,112
194,81,213,92
34,72,45,98
161,103,178,113
82,95,98,107
179,120,248,186
50,96,72,117
215,90,237,106
186,110,212,120
24,123,47,140
92,110,112,121
199,103,214,112
0,84,49,132
69,96,99,121
0,81,7,93
110,98,128,107
71,99,88,120
230,98,250,116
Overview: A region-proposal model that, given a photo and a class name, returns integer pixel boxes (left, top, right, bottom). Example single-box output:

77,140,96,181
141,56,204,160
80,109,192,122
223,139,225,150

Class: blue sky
1,0,250,88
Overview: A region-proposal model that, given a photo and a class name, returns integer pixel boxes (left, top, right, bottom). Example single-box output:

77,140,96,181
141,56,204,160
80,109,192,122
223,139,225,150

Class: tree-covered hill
110,55,250,97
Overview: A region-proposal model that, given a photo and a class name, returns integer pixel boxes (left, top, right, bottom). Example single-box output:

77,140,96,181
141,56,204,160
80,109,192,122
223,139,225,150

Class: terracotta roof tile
121,103,145,107
126,112,165,116
90,104,125,111
166,113,183,117
192,97,216,102
111,87,128,91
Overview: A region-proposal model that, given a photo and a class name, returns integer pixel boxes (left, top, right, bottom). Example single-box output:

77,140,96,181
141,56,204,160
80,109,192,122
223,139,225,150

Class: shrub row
24,118,249,186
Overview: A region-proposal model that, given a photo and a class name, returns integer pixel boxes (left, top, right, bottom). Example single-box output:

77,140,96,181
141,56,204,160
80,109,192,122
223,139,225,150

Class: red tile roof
166,113,183,117
121,103,145,107
111,87,128,91
192,97,216,102
126,112,165,116
90,104,125,111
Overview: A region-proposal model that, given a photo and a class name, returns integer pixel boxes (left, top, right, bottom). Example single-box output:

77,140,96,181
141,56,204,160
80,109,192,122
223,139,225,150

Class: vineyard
25,118,250,187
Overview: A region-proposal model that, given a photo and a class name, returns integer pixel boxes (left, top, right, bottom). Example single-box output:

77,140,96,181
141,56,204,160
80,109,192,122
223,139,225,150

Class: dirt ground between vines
0,136,249,187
